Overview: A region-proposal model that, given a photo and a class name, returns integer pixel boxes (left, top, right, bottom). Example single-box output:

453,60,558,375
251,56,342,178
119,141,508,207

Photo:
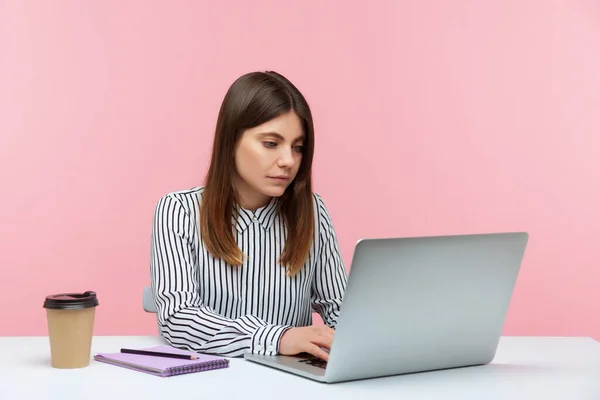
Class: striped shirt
149,186,347,357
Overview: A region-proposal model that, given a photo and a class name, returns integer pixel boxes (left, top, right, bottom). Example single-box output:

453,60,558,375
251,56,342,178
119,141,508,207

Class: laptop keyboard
297,355,327,369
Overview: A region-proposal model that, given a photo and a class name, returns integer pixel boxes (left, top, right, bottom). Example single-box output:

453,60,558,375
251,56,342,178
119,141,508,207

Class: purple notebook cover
94,346,229,377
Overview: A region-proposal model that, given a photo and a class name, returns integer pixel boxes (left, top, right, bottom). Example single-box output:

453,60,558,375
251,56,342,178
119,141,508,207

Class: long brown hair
200,71,315,276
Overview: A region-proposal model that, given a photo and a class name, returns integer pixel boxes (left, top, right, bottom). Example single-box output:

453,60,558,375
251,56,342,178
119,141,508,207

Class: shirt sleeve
150,194,291,357
311,194,348,328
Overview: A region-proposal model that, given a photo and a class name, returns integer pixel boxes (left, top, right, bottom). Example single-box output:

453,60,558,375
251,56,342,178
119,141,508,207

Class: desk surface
1,336,599,399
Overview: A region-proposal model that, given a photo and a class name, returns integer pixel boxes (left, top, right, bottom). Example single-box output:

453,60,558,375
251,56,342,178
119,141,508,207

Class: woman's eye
263,141,277,148
293,145,305,153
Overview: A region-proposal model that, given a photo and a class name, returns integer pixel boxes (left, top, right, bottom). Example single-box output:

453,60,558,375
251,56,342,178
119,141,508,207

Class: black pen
120,348,198,360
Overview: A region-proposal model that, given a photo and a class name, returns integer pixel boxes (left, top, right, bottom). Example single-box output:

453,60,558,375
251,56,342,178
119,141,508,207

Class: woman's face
234,110,305,210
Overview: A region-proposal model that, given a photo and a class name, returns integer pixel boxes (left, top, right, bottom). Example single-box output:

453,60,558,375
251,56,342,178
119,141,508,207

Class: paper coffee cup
43,291,99,369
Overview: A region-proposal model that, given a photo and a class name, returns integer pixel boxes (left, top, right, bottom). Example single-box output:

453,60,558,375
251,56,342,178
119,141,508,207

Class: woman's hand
279,326,334,361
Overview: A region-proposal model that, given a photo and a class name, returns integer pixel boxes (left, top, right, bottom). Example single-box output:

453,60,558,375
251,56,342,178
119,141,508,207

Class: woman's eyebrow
257,132,305,142
257,132,285,140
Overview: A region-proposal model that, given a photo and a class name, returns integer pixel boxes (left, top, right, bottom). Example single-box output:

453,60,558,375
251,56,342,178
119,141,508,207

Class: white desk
1,336,599,399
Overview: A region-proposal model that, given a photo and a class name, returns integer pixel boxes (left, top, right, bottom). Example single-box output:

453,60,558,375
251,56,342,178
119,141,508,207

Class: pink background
1,1,598,340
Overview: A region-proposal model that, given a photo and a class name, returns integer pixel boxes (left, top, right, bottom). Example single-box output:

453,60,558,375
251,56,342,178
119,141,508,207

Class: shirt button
252,215,257,221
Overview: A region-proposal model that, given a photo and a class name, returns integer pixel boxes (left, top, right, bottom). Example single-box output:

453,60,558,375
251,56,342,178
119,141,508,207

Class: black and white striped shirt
150,186,347,357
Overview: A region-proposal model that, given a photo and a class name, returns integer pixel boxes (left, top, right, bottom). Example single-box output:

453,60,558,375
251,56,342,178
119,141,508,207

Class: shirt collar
233,197,279,233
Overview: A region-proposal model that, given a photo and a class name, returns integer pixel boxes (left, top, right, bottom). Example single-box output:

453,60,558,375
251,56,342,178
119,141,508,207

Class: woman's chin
261,186,287,198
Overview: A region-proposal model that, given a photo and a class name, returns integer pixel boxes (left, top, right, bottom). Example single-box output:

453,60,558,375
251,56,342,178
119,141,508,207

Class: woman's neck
235,186,271,212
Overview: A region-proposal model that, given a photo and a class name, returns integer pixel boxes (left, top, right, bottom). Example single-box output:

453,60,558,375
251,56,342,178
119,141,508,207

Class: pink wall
1,1,599,339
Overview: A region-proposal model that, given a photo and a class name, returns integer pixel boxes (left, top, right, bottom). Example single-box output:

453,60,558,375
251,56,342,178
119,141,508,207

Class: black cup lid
43,291,99,310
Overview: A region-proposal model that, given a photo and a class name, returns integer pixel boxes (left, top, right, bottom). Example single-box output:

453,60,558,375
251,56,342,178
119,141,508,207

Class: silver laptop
244,232,529,383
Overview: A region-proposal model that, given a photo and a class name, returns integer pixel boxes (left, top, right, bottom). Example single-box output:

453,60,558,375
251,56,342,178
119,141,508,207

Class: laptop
244,232,529,383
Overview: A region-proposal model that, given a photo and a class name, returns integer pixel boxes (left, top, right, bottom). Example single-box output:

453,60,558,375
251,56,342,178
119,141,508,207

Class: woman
150,71,347,361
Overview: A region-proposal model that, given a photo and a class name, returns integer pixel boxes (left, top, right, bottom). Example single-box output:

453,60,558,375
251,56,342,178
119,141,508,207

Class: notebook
94,346,229,377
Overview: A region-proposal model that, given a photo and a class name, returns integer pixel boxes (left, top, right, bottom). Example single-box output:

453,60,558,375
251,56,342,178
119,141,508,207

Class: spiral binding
166,358,229,376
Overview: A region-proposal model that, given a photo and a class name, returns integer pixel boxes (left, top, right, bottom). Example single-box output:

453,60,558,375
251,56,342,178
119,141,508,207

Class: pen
120,348,199,360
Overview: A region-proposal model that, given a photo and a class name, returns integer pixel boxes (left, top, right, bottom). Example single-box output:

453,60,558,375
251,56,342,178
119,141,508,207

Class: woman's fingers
316,326,335,340
304,330,335,361
311,334,333,350
306,343,330,361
